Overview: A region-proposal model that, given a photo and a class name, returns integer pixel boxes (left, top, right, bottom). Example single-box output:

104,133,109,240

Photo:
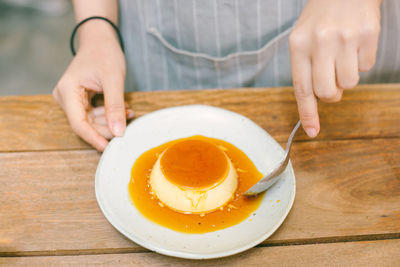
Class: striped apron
119,0,400,92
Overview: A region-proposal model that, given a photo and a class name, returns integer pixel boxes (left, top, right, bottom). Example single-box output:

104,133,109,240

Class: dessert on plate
150,139,238,214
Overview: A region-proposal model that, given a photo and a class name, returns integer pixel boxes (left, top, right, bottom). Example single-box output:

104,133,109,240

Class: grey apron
119,0,400,92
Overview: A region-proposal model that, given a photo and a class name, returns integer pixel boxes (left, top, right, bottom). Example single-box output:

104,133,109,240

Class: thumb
103,75,126,137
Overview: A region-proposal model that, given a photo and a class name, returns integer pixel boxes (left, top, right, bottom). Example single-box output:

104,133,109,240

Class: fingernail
126,109,135,119
112,122,125,137
305,127,318,138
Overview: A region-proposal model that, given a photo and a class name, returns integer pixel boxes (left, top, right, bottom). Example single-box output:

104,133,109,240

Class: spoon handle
286,120,302,154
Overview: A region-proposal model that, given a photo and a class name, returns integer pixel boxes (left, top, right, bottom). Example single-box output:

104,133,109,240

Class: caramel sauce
160,139,228,189
129,135,265,234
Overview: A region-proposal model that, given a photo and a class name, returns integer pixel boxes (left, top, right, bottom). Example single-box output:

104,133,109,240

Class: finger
52,86,61,105
102,75,126,136
335,44,360,89
358,24,380,72
91,106,134,121
93,124,114,140
126,108,134,120
92,106,105,116
65,88,108,151
290,53,320,138
93,115,107,125
312,52,342,102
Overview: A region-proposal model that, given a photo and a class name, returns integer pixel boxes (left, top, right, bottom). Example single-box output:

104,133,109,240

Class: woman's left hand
289,0,382,138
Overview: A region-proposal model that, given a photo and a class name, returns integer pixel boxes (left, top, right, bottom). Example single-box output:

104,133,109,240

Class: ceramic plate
95,105,296,259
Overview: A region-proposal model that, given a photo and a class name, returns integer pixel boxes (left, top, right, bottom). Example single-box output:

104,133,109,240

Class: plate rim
95,104,296,259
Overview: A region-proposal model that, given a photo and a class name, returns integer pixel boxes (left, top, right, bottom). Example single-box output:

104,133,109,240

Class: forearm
72,0,120,49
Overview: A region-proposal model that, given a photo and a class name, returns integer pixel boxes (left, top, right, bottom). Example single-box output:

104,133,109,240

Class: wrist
77,19,120,50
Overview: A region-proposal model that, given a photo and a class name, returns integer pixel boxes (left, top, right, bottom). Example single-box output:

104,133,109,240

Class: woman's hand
53,21,132,151
290,0,381,137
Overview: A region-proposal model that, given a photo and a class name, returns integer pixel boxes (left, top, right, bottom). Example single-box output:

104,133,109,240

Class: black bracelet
70,16,125,56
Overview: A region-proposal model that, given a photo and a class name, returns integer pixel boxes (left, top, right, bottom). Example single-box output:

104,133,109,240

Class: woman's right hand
53,21,132,152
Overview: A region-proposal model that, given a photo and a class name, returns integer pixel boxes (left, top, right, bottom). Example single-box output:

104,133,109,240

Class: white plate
95,105,296,259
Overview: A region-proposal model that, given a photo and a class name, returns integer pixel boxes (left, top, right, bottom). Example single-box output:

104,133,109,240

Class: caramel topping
160,139,228,189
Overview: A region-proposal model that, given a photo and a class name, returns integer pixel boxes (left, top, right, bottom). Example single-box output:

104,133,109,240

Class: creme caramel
150,139,238,213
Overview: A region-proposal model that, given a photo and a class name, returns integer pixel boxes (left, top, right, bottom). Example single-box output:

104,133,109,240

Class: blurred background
0,0,73,96
1,1,398,97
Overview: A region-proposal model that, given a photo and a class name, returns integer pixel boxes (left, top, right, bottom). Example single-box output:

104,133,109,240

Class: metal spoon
243,120,301,197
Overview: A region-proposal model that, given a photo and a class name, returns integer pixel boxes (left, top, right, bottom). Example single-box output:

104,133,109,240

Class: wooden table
1,84,399,266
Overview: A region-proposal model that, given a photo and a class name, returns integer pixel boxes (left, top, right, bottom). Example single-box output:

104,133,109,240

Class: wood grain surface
1,139,399,254
1,85,399,264
1,239,399,266
1,84,400,152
